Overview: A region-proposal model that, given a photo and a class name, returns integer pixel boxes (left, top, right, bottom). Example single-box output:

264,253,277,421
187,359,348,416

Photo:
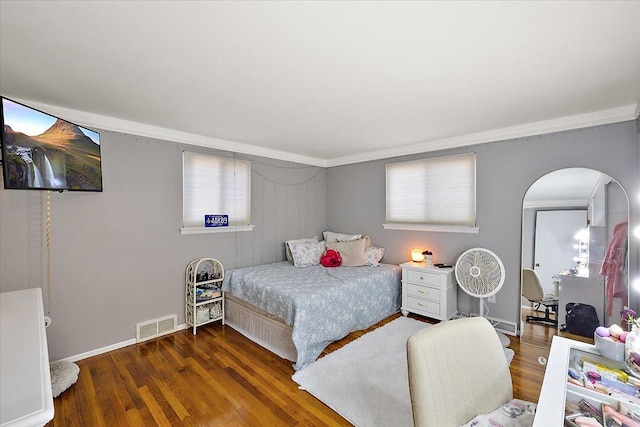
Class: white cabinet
0,289,54,427
400,261,457,321
186,258,225,334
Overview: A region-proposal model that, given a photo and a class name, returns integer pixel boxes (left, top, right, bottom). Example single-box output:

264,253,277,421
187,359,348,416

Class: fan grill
455,249,505,298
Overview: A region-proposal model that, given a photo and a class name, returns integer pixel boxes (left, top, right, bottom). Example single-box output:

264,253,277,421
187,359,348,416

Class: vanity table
0,288,54,427
535,336,638,426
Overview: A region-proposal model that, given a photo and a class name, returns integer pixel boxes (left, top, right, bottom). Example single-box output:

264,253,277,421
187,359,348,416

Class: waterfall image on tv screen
1,97,102,191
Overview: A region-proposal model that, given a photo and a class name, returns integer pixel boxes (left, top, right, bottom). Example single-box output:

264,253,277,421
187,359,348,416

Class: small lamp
411,249,424,262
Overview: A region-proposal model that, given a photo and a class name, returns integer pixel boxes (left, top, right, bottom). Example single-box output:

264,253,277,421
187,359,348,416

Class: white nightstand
400,261,457,321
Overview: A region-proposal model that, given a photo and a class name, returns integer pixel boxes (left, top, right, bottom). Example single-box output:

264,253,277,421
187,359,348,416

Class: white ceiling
523,168,607,209
1,1,639,167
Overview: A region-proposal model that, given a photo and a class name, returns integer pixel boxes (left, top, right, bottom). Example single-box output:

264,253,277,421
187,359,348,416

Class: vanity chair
407,317,536,427
522,268,558,326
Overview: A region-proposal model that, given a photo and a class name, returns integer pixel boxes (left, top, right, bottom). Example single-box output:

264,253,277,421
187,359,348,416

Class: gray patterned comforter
222,261,401,370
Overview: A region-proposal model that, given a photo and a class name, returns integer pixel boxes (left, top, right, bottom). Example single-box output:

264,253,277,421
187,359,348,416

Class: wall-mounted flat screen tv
1,97,103,191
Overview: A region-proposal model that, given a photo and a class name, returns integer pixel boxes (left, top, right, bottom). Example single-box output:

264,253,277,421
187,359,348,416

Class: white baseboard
56,323,187,363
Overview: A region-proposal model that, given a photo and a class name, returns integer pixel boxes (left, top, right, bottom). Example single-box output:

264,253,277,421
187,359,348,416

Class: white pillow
364,246,385,267
285,236,318,262
288,241,326,268
323,231,362,243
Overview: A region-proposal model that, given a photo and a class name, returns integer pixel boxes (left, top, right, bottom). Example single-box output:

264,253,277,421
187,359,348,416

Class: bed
222,261,401,370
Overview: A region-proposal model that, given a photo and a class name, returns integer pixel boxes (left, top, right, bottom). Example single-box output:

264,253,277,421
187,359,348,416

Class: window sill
382,223,479,234
180,225,255,235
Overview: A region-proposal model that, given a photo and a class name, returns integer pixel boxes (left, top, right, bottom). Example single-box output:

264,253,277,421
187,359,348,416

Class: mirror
520,168,629,347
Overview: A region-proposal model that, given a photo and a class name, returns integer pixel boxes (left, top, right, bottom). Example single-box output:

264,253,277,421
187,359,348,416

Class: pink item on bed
320,249,342,267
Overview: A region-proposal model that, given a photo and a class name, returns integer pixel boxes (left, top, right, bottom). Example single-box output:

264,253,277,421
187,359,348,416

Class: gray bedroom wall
1,121,636,360
0,131,326,360
326,121,639,328
521,208,535,270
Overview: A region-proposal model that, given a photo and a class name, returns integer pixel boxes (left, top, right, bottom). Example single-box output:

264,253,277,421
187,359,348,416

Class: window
384,153,477,232
182,151,253,234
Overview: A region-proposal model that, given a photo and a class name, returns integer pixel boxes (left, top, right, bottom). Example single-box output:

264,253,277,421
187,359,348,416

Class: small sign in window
205,215,229,227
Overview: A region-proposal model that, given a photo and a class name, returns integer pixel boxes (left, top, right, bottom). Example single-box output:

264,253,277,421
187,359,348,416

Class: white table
0,289,54,427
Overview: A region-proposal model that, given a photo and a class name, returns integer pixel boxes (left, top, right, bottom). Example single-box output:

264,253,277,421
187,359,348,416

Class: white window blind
182,152,251,228
385,153,476,227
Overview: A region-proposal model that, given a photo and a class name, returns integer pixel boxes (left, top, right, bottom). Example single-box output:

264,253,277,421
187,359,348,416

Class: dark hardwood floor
46,312,570,426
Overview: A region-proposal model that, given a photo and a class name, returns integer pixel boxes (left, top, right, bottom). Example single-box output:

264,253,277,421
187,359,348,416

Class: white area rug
292,316,515,427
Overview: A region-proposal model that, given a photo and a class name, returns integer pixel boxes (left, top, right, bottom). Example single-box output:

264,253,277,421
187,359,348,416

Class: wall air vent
486,315,518,336
136,314,177,343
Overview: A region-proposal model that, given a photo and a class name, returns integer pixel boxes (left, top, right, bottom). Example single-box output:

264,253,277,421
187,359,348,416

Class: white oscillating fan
455,248,505,318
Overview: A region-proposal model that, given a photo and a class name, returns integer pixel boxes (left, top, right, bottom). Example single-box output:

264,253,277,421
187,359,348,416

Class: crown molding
7,97,637,169
5,96,327,167
325,104,639,167
522,199,589,210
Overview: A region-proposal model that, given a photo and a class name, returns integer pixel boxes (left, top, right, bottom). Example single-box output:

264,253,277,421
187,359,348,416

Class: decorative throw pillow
326,238,367,266
288,241,326,268
459,399,536,427
285,236,318,262
364,246,385,267
320,249,342,267
323,231,362,244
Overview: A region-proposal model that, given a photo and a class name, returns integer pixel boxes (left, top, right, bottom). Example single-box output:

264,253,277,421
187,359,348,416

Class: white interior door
534,210,588,295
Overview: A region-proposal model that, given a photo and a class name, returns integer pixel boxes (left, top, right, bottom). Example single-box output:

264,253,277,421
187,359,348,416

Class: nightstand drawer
407,283,440,301
406,296,440,316
406,270,440,286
